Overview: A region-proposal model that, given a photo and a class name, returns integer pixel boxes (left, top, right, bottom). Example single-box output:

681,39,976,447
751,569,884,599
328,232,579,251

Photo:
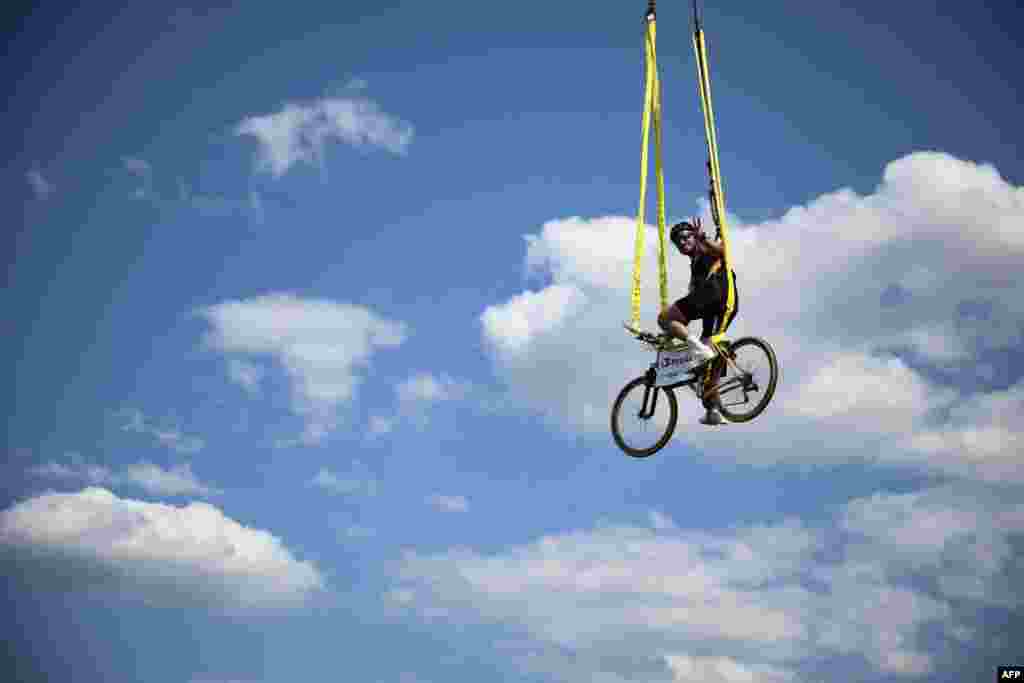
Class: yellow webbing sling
631,4,669,331
692,5,737,339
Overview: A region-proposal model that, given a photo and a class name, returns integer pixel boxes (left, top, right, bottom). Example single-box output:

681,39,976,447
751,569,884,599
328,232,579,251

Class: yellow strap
632,18,669,330
653,55,669,314
693,27,736,335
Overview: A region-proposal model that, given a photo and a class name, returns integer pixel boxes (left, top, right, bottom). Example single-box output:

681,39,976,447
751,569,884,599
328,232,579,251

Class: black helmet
670,220,699,244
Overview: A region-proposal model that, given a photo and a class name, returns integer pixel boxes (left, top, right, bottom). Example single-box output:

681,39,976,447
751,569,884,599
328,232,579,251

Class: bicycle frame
636,362,698,418
635,340,756,418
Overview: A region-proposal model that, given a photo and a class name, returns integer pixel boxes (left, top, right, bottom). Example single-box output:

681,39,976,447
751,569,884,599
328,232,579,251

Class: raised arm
699,232,725,260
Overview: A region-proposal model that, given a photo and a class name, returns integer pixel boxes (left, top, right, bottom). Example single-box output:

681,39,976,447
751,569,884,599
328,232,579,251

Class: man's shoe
699,409,725,426
656,334,688,351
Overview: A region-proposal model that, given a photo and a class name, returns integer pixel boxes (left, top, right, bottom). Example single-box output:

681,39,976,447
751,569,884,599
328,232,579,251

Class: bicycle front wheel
611,377,678,457
712,337,778,423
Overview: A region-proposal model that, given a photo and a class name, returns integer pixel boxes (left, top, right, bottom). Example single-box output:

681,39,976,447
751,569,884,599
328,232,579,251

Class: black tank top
690,252,725,289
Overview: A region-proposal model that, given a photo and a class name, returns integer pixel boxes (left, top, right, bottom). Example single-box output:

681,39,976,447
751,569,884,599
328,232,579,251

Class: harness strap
692,7,736,336
631,10,669,330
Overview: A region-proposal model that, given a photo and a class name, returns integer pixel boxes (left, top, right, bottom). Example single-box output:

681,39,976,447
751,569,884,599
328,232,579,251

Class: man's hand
690,216,709,243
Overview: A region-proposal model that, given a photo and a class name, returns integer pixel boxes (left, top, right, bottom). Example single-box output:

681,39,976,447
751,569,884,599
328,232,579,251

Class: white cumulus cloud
371,373,475,436
197,293,406,445
235,92,413,176
392,486,1022,680
227,359,265,394
399,372,471,427
664,654,794,683
309,463,377,497
904,378,1024,482
1,488,323,610
29,459,220,497
119,408,205,454
397,373,467,404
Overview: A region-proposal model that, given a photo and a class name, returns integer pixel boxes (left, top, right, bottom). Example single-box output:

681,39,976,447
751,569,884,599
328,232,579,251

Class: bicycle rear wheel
611,377,678,457
711,337,778,423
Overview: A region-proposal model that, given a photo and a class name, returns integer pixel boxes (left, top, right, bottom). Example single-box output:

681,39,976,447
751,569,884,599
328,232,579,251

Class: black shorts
674,277,739,337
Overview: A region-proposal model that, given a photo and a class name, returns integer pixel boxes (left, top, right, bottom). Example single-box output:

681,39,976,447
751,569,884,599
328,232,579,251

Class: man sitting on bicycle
657,217,739,426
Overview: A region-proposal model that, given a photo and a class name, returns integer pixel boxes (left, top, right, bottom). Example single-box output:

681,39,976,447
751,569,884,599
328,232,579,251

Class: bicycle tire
610,376,678,457
712,337,778,423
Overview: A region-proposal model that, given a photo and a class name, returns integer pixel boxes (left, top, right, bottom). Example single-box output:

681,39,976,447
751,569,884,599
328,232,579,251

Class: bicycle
611,324,779,457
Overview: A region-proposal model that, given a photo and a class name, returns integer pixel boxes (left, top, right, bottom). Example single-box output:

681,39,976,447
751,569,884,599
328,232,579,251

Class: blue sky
5,1,1024,682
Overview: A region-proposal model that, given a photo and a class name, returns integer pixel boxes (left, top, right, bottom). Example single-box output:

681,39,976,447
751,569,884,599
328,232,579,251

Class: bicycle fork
637,383,660,420
637,367,660,420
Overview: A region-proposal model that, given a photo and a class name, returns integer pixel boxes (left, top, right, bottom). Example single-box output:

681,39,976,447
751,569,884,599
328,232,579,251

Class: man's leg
698,326,725,425
701,314,716,347
657,305,690,341
699,307,726,426
661,304,715,362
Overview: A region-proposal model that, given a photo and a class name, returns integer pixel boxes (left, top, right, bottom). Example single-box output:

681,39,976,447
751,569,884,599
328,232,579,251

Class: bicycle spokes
612,377,677,457
711,337,778,422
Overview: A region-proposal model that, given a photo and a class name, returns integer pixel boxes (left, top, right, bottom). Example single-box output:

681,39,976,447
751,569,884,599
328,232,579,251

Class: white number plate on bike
655,349,691,386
